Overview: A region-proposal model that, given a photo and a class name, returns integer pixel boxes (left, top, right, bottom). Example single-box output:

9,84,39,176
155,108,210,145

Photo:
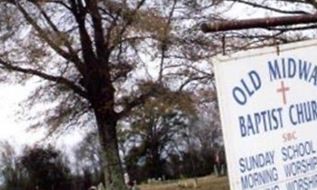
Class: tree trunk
93,108,128,190
87,71,128,190
151,148,162,179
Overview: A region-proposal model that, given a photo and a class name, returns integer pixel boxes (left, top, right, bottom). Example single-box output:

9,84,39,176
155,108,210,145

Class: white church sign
214,39,317,190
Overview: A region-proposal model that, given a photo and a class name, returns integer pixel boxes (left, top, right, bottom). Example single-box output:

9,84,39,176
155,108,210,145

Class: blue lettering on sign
283,156,317,177
268,58,297,80
239,151,275,173
240,167,278,189
285,174,317,190
239,107,283,137
288,100,317,126
299,59,312,81
281,141,316,162
268,57,317,86
232,70,261,105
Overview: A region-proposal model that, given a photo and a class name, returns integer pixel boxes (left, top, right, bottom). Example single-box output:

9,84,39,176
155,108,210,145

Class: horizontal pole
201,14,317,33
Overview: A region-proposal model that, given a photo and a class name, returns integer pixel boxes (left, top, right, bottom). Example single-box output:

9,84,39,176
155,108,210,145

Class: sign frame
214,39,317,190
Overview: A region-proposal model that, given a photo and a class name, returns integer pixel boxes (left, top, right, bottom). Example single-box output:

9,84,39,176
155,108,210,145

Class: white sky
0,84,38,144
0,82,85,153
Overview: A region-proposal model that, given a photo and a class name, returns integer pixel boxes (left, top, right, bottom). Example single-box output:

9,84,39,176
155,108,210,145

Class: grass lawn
139,175,230,190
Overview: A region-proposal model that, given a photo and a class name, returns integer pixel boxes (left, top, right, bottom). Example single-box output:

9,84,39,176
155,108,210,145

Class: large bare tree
0,0,220,189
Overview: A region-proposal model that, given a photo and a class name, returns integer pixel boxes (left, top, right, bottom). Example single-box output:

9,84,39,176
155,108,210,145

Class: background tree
0,143,71,190
74,131,104,187
20,145,71,190
122,90,195,182
0,141,28,190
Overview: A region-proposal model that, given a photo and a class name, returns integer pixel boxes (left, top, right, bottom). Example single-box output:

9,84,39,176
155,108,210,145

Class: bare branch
14,2,84,71
108,0,147,51
178,76,210,91
0,59,87,99
117,94,149,119
87,0,108,61
32,2,79,58
158,0,177,83
117,82,166,119
229,0,310,15
69,0,97,66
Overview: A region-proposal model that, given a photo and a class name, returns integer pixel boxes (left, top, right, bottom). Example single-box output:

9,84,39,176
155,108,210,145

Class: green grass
139,175,230,190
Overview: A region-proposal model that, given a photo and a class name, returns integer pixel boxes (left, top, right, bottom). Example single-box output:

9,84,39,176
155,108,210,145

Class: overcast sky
0,83,85,153
0,84,36,144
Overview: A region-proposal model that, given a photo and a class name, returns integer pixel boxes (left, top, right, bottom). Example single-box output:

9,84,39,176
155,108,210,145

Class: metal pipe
201,14,317,33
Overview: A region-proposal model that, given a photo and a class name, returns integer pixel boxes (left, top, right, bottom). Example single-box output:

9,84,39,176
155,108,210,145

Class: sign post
215,39,317,190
